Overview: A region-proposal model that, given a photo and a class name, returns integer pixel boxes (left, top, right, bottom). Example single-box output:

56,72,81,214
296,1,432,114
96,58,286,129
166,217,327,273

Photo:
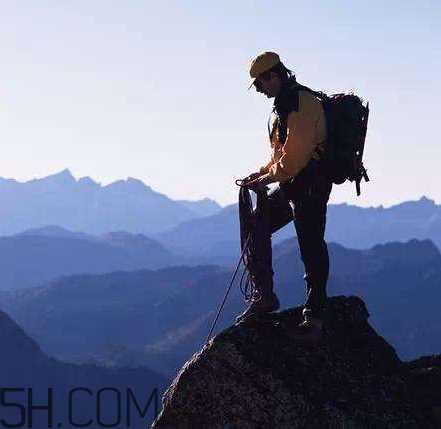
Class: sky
0,1,439,207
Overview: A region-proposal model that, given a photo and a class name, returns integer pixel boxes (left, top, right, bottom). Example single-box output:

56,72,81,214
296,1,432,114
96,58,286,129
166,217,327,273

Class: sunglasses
253,73,271,91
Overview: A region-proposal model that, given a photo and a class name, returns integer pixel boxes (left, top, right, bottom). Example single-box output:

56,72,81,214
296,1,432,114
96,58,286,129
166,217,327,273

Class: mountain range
1,192,439,290
0,169,222,235
153,195,441,265
0,170,440,260
1,237,439,377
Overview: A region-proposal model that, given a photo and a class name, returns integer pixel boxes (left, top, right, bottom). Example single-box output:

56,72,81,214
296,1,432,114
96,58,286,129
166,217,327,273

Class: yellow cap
248,51,281,89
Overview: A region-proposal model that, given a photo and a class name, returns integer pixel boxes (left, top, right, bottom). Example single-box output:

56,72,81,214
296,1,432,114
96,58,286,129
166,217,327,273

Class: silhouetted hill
0,227,182,290
0,308,167,428
0,265,229,364
152,296,441,428
154,203,241,264
1,239,440,378
0,169,221,235
154,196,441,264
17,225,92,240
326,196,441,248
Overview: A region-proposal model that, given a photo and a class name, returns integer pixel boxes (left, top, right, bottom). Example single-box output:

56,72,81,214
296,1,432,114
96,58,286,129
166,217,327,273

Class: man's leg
263,185,295,291
267,185,294,234
292,174,333,322
235,185,293,322
255,184,295,295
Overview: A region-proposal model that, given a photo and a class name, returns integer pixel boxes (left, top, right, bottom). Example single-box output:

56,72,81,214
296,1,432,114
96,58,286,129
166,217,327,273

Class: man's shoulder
291,83,321,101
284,88,322,119
279,82,319,110
283,88,325,132
299,88,323,106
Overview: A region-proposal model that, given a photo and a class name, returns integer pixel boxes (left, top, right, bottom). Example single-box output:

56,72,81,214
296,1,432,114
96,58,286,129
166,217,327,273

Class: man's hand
244,172,261,183
246,173,272,192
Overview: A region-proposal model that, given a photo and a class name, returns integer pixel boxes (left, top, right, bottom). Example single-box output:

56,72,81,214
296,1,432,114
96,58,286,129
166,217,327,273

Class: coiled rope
205,178,266,345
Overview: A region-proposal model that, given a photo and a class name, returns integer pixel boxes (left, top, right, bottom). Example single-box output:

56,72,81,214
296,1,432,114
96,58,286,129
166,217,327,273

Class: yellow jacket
259,89,327,183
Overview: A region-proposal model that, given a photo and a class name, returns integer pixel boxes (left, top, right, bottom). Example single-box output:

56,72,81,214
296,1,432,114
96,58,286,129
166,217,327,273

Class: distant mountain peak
29,168,77,186
49,168,75,182
418,196,436,205
19,225,71,235
368,238,441,265
390,196,437,210
16,225,92,240
126,177,151,190
78,176,99,187
103,177,155,194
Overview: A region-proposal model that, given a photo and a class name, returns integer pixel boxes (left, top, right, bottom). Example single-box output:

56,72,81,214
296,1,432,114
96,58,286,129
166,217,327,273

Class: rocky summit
152,296,441,429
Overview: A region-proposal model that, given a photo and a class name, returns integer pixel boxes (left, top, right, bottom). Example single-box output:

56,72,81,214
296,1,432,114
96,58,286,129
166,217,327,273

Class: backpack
271,80,370,196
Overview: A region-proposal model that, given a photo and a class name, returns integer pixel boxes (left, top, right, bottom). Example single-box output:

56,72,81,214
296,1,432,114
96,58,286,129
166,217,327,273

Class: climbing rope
236,179,264,304
204,232,251,345
205,177,267,344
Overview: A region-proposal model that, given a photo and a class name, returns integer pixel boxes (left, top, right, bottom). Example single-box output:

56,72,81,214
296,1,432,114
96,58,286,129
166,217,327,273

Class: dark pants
265,159,333,319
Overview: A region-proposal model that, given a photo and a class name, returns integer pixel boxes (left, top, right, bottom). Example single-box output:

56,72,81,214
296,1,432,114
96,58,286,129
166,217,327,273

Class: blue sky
0,1,439,207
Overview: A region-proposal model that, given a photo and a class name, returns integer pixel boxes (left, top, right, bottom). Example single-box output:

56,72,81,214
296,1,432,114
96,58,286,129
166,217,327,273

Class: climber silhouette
235,51,332,342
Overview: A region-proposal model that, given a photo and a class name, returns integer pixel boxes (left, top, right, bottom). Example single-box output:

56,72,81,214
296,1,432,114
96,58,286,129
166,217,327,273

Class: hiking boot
235,292,280,323
290,316,323,344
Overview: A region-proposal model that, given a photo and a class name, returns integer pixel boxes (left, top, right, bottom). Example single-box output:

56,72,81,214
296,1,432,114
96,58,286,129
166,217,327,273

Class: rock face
152,296,441,429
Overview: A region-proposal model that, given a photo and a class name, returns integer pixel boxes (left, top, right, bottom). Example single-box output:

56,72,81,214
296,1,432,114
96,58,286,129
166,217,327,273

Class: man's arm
266,91,322,183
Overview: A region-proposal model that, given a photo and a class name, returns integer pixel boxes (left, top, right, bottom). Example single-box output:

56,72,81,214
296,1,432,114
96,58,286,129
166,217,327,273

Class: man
236,51,333,341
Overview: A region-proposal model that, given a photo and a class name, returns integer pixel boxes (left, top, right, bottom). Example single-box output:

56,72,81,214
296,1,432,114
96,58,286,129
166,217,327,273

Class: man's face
253,72,282,98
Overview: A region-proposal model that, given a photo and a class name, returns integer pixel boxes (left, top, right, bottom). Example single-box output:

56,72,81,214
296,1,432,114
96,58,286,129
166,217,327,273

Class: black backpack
272,80,370,196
